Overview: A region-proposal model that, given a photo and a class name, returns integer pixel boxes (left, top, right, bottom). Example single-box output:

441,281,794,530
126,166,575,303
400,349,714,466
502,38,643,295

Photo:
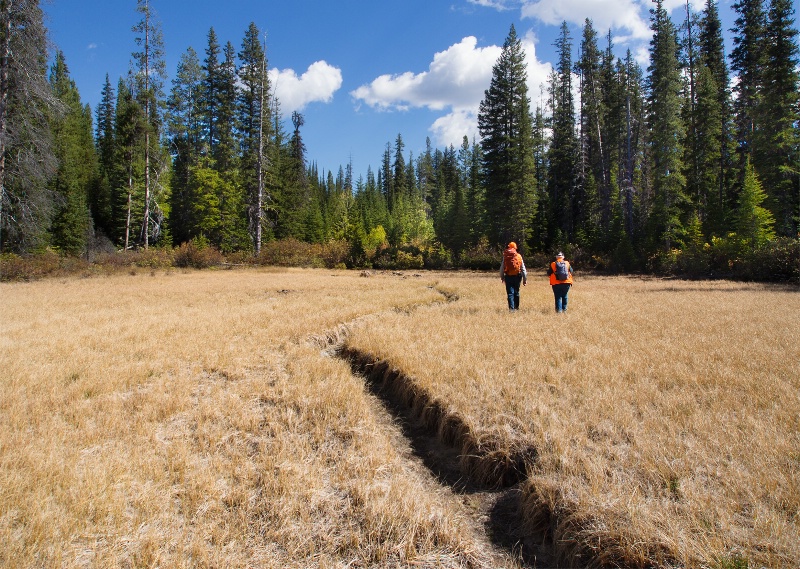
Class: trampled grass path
310,285,556,568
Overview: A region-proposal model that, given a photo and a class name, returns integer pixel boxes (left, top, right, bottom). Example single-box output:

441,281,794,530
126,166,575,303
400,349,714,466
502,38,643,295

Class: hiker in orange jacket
500,242,527,311
546,252,573,313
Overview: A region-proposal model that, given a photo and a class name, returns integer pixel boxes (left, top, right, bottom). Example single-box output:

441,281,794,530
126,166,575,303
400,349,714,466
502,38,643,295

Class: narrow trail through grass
313,286,556,569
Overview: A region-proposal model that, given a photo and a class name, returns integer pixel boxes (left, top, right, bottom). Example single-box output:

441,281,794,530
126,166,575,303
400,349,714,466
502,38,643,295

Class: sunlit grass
0,268,494,568
3,268,798,567
344,273,800,568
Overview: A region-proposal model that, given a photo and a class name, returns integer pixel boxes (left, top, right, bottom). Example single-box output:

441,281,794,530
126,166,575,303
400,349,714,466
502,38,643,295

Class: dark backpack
555,260,569,280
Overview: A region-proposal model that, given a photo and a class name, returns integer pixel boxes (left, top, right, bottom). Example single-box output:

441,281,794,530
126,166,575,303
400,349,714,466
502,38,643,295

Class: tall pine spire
478,24,536,247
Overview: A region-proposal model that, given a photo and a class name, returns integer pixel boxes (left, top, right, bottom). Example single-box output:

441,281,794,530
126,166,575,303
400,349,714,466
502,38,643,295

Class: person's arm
499,259,505,281
521,260,527,285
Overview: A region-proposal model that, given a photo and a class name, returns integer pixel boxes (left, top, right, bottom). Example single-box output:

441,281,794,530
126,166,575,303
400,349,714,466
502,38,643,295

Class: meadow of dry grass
2,267,798,568
343,273,800,568
1,268,519,569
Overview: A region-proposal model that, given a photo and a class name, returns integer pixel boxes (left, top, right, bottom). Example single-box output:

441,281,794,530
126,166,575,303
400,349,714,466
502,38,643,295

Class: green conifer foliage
736,159,776,248
166,47,204,245
647,0,688,252
478,24,536,247
760,0,799,236
547,23,580,248
48,51,97,255
0,0,58,253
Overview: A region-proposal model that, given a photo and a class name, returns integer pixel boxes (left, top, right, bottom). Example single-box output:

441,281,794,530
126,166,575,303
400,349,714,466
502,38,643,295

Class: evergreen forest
1,0,798,280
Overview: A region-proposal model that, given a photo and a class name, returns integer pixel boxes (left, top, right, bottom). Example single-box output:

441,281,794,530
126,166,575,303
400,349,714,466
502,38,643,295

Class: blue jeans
504,275,523,310
552,283,571,312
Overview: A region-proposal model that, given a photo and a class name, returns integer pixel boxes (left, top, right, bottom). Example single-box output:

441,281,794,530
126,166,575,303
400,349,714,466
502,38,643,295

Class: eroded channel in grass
313,287,556,568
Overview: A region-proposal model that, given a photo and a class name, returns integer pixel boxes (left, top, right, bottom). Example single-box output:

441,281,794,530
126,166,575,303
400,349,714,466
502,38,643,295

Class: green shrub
734,237,799,282
0,250,90,281
372,246,424,270
422,243,452,269
675,247,711,278
257,238,310,266
174,240,222,269
319,240,350,269
459,238,499,271
132,248,174,269
1,253,33,281
256,238,349,269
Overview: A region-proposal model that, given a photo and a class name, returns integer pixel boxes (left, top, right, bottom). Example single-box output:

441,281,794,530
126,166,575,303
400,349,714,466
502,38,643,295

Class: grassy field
1,268,798,568
344,273,800,567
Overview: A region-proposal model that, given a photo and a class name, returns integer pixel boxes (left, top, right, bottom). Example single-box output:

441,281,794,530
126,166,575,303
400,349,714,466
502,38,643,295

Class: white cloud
351,37,501,112
268,60,343,115
87,43,98,50
520,30,553,101
351,35,552,148
467,0,514,9
520,0,651,40
430,109,480,146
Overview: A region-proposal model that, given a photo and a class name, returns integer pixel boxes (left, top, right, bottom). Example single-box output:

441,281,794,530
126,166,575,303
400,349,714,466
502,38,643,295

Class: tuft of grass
714,553,750,569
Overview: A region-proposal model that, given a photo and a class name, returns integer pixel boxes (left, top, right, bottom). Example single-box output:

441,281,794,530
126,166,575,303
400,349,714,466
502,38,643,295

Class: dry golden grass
1,268,516,568
4,268,798,568
343,273,800,568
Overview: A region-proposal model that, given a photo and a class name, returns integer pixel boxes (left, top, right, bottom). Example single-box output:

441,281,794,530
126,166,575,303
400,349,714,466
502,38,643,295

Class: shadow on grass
340,347,554,568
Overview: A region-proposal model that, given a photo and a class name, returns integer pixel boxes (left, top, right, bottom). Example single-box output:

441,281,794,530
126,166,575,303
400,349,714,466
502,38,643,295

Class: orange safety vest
549,260,573,285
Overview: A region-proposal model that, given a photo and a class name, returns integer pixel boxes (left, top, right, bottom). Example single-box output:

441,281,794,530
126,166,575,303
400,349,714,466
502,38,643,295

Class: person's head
507,242,517,250
556,252,564,260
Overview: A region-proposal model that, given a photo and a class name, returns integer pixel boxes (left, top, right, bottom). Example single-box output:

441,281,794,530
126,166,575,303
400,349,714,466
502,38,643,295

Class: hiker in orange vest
500,242,527,311
547,252,573,313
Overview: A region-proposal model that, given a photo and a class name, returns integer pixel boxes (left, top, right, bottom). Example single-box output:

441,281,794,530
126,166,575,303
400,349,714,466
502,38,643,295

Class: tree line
0,0,798,277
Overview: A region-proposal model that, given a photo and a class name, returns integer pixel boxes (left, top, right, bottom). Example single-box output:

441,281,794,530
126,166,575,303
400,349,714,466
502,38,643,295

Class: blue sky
44,0,739,180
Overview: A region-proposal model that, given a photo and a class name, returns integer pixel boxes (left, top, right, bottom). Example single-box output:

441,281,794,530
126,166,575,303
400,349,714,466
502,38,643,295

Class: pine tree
692,63,725,232
131,0,167,247
730,0,767,172
93,74,115,236
698,0,735,235
548,22,579,248
393,134,407,202
237,23,270,253
201,28,222,155
478,24,537,247
166,46,203,245
433,144,458,246
647,0,688,251
735,159,776,247
417,137,435,208
380,142,393,209
681,2,703,220
48,51,96,255
459,136,485,245
531,102,550,251
619,50,647,243
0,0,59,253
112,77,145,249
324,161,352,242
577,19,608,243
275,111,309,239
441,139,470,257
215,41,238,171
186,154,248,252
759,0,799,236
